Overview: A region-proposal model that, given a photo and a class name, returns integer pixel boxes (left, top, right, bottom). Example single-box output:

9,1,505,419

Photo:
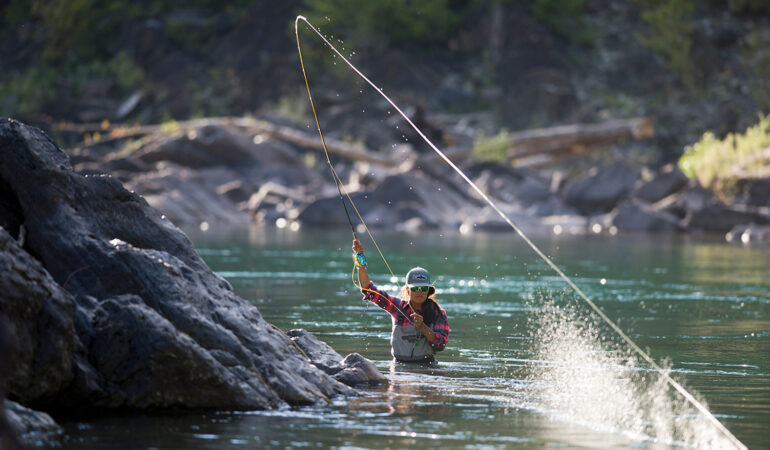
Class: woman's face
408,286,429,305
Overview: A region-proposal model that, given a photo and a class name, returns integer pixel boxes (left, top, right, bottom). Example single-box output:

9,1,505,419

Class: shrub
471,129,511,163
679,116,770,198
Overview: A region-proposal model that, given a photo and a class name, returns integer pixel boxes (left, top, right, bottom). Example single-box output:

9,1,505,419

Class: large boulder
562,161,642,215
0,118,382,414
611,200,683,232
632,163,689,203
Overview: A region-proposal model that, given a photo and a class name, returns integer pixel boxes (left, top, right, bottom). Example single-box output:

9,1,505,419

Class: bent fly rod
293,15,746,450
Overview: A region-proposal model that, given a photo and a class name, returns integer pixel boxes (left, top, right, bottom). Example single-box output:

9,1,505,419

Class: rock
298,193,375,227
369,173,471,228
298,172,472,229
469,163,552,206
632,163,689,203
0,118,360,412
653,182,713,220
563,161,642,215
740,178,770,207
287,329,386,386
335,353,386,386
5,401,61,448
686,204,770,232
0,318,23,450
611,200,683,232
0,229,78,404
124,162,251,227
726,223,770,244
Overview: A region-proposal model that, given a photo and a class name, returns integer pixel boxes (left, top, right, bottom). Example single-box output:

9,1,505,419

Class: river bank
67,114,770,244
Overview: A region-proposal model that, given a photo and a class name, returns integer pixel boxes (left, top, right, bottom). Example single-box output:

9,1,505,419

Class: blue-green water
59,228,769,449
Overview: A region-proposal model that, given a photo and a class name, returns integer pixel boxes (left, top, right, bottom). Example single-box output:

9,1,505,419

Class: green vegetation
471,129,511,163
301,0,464,48
634,0,696,90
0,0,251,119
531,0,595,46
679,116,770,198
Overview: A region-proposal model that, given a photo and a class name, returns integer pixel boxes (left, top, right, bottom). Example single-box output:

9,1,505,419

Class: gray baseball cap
405,267,431,287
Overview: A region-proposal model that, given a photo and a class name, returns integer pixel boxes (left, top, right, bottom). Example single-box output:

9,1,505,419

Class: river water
58,227,769,449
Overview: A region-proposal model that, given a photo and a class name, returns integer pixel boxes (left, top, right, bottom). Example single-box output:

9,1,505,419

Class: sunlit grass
471,129,511,163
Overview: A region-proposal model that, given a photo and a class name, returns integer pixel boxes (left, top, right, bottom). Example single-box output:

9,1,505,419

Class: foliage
635,0,696,90
300,0,464,49
471,129,511,163
0,65,58,118
0,52,145,118
679,116,770,198
530,0,596,46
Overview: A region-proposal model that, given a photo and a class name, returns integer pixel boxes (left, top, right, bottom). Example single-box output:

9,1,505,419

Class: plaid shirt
362,281,449,352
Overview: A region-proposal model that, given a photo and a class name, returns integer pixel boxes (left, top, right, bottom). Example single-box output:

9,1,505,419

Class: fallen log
507,117,654,165
55,116,401,168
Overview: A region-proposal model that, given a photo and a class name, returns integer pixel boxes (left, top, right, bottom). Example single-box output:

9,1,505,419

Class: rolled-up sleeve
362,281,400,317
430,307,449,351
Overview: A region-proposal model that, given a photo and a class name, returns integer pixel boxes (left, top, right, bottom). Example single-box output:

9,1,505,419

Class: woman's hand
412,312,424,329
412,312,436,343
352,238,364,254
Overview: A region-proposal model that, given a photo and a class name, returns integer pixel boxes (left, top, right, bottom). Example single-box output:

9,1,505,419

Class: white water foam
526,298,737,448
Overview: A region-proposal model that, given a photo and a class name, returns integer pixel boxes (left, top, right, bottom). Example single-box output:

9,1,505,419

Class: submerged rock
287,329,387,386
726,223,770,245
0,118,380,414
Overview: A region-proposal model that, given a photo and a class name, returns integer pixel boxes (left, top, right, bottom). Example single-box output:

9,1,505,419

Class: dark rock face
0,317,23,450
0,118,379,415
563,161,642,215
0,230,77,406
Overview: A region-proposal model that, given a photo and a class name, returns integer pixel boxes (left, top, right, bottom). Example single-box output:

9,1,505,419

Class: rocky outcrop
0,118,387,417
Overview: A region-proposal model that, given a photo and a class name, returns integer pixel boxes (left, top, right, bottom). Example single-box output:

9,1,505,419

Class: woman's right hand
352,238,364,254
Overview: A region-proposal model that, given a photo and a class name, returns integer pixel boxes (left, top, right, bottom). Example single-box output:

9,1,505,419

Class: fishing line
294,15,744,449
295,17,416,324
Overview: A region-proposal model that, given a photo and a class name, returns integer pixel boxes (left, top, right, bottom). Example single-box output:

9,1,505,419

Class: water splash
526,297,737,448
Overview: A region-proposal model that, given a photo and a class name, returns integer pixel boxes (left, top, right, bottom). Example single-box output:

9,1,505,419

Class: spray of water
526,295,735,448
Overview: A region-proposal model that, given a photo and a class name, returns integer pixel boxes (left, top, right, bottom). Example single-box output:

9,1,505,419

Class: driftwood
56,117,400,168
507,117,654,167
55,116,653,170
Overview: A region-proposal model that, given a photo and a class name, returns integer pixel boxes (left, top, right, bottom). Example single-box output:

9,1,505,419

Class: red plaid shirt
362,281,449,352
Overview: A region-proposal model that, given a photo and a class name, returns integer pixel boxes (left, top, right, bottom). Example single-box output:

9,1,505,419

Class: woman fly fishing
352,238,449,363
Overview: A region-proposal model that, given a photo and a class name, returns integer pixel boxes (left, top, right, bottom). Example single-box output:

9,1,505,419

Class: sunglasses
410,286,431,292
